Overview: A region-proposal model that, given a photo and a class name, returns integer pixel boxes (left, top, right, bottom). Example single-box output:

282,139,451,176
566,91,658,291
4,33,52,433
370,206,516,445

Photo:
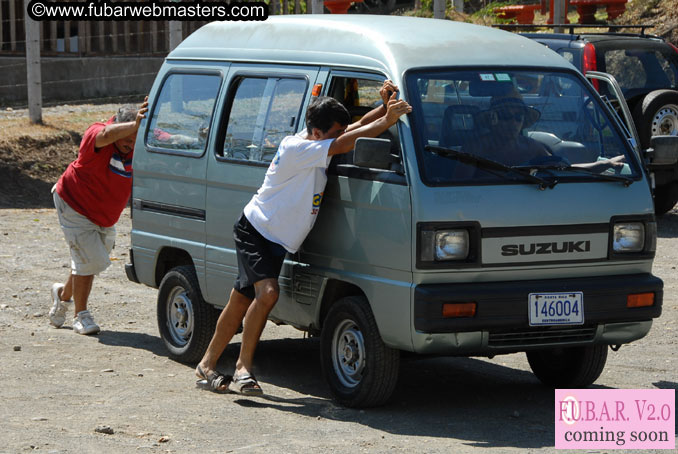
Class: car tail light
583,42,599,91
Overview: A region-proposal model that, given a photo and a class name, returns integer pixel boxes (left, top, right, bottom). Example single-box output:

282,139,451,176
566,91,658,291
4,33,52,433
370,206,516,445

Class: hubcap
166,286,194,347
651,104,678,137
331,319,366,388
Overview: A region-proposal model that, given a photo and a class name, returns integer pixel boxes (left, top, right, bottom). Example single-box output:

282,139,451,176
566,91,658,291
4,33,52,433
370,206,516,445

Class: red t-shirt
55,118,133,227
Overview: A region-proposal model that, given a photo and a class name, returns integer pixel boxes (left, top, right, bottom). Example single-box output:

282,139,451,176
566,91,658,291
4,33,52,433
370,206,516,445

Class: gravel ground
0,206,676,454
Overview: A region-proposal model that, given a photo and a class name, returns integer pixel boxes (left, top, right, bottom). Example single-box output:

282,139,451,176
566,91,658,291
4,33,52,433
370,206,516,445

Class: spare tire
632,90,678,149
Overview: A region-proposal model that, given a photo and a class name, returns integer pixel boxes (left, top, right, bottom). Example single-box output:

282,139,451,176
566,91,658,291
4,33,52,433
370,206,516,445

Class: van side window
328,77,384,122
146,73,221,153
222,77,306,163
327,75,403,170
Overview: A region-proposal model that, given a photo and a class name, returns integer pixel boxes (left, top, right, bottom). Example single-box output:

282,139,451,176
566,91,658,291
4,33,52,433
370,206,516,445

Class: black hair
305,96,350,133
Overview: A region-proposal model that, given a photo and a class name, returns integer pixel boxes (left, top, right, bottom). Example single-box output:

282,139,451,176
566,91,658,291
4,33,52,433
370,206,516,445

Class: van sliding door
203,65,320,306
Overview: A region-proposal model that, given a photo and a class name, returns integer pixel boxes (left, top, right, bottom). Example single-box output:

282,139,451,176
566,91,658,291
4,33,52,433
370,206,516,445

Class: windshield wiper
515,164,634,187
425,145,556,190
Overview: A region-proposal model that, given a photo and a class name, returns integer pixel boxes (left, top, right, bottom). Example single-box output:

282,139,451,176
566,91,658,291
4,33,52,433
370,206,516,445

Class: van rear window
146,73,221,154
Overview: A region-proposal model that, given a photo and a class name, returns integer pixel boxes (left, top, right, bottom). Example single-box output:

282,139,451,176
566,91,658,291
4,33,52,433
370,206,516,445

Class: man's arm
328,92,411,156
95,97,149,148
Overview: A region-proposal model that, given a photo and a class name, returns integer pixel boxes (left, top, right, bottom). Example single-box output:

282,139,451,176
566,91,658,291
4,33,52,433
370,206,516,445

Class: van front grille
488,326,597,348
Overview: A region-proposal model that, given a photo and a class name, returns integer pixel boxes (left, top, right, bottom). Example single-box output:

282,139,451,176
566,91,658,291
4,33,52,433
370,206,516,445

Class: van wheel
632,89,678,149
526,345,607,388
320,296,400,408
157,265,217,363
653,182,678,215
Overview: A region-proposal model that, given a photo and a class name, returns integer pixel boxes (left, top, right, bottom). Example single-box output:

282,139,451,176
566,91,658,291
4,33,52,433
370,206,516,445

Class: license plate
528,292,584,326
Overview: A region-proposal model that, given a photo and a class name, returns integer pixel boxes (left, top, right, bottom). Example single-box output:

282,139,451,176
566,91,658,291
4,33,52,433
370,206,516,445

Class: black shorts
233,213,287,300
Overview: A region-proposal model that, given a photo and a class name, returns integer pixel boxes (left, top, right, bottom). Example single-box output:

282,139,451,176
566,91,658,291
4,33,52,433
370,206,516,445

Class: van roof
169,15,573,76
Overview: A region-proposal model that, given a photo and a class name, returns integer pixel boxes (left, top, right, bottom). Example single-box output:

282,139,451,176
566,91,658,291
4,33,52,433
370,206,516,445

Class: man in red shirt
49,98,148,335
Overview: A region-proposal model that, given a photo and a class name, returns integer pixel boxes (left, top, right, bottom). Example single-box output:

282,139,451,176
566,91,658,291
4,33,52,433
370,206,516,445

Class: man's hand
136,96,149,130
380,79,399,106
384,91,412,126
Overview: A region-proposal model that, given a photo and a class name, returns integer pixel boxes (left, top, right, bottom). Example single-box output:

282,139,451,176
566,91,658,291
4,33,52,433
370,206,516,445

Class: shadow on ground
110,333,563,449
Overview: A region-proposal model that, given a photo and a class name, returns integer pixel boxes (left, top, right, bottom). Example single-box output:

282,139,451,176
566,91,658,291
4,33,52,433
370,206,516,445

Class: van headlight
418,222,480,268
612,222,645,253
435,230,469,260
420,229,470,261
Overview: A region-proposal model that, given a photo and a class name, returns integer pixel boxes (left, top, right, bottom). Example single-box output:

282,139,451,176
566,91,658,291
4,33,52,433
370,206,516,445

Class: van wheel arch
317,279,364,330
154,247,195,288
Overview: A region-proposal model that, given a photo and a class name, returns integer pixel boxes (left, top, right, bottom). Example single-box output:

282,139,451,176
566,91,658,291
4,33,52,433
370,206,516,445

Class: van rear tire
526,345,607,388
157,265,217,363
320,296,400,408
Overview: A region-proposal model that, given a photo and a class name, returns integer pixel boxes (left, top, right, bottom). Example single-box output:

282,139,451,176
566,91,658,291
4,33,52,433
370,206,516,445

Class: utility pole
312,0,324,14
434,0,445,19
453,0,463,13
24,0,42,123
168,21,182,52
553,0,566,33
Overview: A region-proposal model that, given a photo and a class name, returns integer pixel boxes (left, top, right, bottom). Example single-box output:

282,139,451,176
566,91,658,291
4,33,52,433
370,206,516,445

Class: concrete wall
1,56,164,107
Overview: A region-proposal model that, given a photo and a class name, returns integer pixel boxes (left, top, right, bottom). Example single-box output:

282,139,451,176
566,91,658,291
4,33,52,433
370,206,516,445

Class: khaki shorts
53,190,115,276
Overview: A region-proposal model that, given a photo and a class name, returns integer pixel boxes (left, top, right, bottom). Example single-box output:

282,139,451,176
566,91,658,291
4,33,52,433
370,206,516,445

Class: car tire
653,182,678,215
157,265,217,363
632,89,678,149
526,345,608,388
320,296,400,408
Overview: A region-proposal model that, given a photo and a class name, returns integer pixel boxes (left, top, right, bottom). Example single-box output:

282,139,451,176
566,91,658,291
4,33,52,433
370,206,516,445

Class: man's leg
60,274,73,302
235,278,279,378
197,288,253,378
72,274,94,315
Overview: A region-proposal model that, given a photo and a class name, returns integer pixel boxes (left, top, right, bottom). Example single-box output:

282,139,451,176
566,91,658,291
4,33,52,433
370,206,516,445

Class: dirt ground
1,207,676,454
0,104,677,453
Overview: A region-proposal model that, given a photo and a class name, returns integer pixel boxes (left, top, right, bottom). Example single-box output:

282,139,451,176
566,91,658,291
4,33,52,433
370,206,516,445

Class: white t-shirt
244,130,333,253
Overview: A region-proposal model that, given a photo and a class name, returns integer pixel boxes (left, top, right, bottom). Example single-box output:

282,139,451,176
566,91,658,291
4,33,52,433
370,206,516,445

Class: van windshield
407,69,640,186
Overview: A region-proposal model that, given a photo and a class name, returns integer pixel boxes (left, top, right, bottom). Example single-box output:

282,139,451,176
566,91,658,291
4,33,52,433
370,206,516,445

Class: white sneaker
48,283,71,328
73,310,100,335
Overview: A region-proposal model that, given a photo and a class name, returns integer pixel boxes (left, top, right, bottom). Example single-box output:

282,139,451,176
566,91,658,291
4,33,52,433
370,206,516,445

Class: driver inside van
467,90,550,166
460,89,626,172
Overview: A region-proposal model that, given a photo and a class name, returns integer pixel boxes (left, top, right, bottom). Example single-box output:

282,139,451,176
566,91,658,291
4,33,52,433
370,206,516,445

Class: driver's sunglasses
497,110,525,122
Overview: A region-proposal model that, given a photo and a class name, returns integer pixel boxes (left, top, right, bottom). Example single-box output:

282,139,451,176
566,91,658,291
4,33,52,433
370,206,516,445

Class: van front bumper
412,273,662,354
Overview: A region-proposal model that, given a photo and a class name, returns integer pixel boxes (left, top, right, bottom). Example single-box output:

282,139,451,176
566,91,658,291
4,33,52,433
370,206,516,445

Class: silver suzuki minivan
126,15,663,407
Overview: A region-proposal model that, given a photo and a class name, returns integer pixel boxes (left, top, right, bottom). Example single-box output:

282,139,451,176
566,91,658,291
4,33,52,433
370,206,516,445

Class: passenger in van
462,90,626,172
195,81,412,395
49,98,148,335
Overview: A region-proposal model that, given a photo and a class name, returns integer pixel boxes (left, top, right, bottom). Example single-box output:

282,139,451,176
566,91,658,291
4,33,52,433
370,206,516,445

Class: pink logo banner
555,389,675,450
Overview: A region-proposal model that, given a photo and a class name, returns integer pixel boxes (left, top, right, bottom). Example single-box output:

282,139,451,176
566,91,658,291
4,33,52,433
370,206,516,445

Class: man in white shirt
195,81,411,395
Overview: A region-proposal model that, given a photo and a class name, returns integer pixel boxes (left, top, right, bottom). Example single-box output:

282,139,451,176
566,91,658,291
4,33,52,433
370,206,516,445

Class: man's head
306,96,350,141
113,104,139,154
487,90,540,140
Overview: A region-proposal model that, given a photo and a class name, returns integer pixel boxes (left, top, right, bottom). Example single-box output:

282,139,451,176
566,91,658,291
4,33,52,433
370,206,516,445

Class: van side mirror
645,135,678,165
353,137,401,172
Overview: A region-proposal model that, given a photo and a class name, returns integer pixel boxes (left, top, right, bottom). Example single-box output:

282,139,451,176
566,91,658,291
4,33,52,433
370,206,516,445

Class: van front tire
526,344,608,388
157,265,217,363
320,296,400,408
